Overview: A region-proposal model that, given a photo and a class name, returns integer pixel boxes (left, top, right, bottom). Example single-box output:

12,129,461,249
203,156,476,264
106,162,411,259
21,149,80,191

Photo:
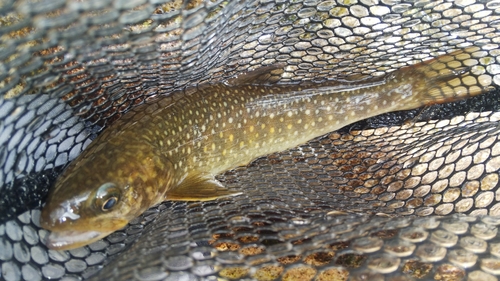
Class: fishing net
2,0,500,280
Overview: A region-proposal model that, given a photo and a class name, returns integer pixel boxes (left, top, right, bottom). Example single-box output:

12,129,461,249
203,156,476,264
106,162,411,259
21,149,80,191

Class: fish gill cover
1,0,500,280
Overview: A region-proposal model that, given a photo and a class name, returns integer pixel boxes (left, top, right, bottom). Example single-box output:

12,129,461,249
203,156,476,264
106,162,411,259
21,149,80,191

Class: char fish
40,48,489,250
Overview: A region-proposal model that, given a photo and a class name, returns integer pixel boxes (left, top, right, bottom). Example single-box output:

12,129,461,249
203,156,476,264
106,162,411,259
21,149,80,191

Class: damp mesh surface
2,0,500,280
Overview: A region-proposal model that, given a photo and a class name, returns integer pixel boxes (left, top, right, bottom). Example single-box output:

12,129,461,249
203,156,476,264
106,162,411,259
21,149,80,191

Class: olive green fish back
2,1,500,281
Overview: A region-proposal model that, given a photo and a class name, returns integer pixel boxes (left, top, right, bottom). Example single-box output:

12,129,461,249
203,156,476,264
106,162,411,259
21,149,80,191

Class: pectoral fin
167,173,242,201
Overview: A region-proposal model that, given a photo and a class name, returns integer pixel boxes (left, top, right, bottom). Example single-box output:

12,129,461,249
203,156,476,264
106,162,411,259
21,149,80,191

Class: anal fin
167,173,242,201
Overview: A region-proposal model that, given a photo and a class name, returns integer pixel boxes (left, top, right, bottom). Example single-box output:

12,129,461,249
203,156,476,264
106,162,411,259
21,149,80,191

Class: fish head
40,138,173,250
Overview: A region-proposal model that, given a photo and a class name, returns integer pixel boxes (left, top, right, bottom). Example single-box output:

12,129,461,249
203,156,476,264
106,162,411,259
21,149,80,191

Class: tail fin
395,47,493,110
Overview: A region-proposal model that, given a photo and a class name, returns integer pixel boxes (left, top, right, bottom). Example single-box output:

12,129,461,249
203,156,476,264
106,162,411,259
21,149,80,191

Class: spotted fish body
40,48,488,250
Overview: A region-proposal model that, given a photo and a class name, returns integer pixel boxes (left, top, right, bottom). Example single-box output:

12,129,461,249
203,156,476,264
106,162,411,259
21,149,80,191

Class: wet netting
2,0,500,280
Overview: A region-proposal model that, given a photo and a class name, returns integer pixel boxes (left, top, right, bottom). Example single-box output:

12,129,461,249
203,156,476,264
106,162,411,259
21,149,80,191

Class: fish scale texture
1,0,500,280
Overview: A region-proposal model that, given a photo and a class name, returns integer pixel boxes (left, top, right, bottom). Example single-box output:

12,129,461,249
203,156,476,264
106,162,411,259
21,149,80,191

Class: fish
40,48,489,250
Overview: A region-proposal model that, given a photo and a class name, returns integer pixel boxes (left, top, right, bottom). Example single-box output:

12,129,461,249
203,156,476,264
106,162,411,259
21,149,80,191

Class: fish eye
95,182,121,212
102,196,118,211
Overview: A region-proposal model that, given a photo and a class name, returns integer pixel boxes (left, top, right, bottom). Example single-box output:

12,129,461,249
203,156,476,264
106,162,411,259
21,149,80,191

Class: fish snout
40,202,82,230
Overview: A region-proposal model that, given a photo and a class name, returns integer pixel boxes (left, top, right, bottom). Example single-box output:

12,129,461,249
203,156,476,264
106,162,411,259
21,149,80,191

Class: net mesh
2,0,500,280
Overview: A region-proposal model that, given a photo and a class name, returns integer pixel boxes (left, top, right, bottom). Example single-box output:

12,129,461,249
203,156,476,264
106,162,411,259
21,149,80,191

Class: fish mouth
44,230,112,250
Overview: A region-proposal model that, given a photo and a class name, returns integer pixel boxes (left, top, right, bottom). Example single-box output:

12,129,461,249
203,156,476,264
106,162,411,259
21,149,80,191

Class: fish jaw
44,229,113,250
